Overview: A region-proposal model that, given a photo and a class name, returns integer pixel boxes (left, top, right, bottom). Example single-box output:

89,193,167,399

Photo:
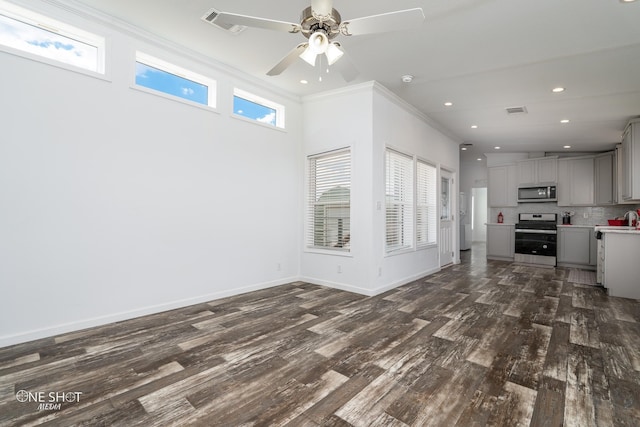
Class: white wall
472,188,488,242
300,82,460,295
372,85,460,291
0,2,302,346
300,85,375,294
460,158,488,220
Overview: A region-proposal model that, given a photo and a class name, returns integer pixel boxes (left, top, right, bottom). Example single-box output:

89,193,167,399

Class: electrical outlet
583,212,589,219
276,263,281,271
378,267,382,277
337,265,342,274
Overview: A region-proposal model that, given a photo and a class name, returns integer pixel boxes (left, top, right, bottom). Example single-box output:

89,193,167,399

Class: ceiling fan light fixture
308,31,329,54
299,45,318,66
325,42,344,65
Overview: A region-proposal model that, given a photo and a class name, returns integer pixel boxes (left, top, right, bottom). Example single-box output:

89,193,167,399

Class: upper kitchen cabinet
517,157,558,186
621,119,640,201
488,164,518,207
557,156,595,206
595,152,615,205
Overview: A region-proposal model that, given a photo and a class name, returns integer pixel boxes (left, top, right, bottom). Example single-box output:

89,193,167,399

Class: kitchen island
594,226,640,300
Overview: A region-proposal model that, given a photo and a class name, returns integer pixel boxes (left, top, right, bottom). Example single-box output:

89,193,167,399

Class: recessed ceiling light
620,0,636,3
563,145,571,149
471,125,478,129
444,102,453,107
494,146,501,150
461,147,467,151
560,119,570,124
477,158,482,161
552,87,565,93
401,75,414,83
300,79,308,84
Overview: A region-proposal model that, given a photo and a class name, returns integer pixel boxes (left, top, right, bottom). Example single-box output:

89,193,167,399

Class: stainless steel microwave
518,186,557,202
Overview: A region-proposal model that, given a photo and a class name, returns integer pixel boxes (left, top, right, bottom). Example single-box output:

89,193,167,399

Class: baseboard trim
369,267,441,296
0,276,298,348
301,267,441,298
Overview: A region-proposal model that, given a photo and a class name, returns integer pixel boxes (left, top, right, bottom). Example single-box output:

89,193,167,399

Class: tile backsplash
489,203,640,226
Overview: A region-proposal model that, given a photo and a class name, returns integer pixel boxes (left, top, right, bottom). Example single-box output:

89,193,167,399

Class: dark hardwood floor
1,243,640,426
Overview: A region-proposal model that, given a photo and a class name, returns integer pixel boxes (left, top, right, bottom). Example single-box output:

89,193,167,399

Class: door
440,169,454,266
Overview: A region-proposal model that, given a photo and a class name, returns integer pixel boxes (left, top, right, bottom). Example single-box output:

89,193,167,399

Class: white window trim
0,0,107,78
133,51,217,110
416,157,438,249
233,87,285,129
385,147,415,255
305,148,351,255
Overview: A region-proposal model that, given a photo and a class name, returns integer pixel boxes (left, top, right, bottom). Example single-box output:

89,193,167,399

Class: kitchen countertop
594,225,640,234
485,223,515,226
556,225,595,228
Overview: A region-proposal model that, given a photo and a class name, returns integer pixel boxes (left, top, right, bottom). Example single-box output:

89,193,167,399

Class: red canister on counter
497,212,504,224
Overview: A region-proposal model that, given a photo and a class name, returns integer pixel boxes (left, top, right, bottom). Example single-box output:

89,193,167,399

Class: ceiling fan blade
340,8,425,36
215,12,301,33
311,0,333,18
267,43,308,76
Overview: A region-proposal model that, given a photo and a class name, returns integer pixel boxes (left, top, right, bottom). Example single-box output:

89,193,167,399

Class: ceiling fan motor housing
300,6,341,40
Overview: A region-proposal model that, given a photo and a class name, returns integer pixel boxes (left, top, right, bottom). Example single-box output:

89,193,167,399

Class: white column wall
372,85,461,293
300,86,375,294
300,82,460,295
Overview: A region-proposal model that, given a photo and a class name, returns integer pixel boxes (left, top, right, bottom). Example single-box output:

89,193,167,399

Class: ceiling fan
205,0,425,81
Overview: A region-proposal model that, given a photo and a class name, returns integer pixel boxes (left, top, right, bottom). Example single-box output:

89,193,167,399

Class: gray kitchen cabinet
595,152,615,205
602,231,640,299
557,226,596,268
621,119,640,201
557,156,595,206
488,165,517,207
517,157,558,186
486,224,515,261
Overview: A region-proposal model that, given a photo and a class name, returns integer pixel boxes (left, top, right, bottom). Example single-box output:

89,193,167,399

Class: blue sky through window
0,13,99,71
233,96,277,127
135,62,208,106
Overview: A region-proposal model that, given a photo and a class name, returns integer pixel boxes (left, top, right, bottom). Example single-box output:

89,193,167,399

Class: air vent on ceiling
505,106,528,115
201,8,247,34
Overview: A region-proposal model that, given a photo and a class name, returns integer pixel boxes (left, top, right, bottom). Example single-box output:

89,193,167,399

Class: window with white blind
307,149,351,251
386,149,414,253
417,159,438,246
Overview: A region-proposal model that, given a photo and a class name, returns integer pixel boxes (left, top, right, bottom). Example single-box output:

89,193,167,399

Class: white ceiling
70,0,640,161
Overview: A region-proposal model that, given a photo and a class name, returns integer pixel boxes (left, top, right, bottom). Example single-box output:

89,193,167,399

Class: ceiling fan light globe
299,45,318,66
325,43,344,65
309,31,329,54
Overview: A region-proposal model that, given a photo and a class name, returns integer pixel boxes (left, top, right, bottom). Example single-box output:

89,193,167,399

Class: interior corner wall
0,3,302,347
300,82,460,296
371,85,460,293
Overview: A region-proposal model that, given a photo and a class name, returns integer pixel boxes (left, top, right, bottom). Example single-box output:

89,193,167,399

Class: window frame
306,148,351,255
233,87,285,130
385,148,415,254
133,51,217,110
0,0,106,77
416,158,438,248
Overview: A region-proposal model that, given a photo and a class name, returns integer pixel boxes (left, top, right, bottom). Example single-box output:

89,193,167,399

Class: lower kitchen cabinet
557,226,596,269
602,232,640,299
486,224,515,261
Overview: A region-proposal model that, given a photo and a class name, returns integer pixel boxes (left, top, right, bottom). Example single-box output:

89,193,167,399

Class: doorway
471,187,487,242
440,169,454,267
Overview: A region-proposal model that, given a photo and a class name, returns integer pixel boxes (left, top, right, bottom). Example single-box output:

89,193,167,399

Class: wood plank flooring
1,245,640,426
